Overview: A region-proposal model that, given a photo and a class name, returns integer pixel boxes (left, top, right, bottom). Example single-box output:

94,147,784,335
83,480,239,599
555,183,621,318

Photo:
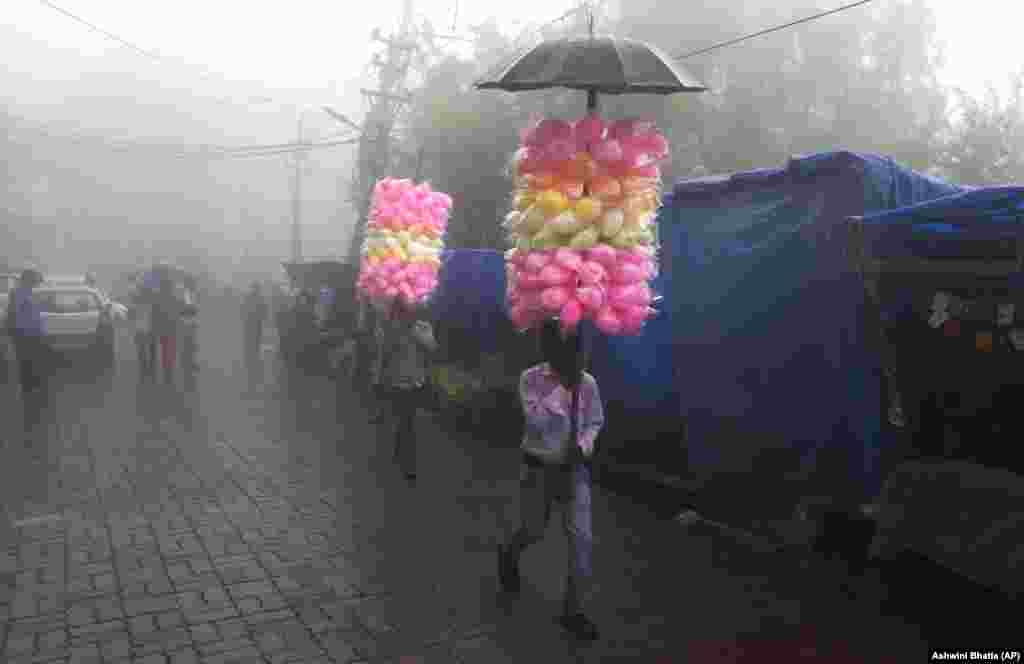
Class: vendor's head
539,318,580,387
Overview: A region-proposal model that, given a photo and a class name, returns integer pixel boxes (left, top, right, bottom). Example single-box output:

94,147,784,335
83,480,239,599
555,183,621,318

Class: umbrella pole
573,86,598,459
569,328,583,462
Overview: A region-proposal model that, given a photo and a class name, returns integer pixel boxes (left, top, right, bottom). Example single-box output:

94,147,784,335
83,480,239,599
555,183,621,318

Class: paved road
0,296,930,663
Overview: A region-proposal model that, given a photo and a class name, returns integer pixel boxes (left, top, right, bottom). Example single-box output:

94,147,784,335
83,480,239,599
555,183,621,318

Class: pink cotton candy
519,290,544,312
620,315,644,336
612,262,647,285
608,283,651,308
609,118,657,140
595,305,623,335
539,264,574,288
578,261,607,287
576,285,605,313
631,132,669,158
540,286,571,312
553,247,583,272
509,304,531,330
574,114,605,148
524,252,551,273
545,138,577,164
620,143,655,170
560,299,583,334
591,139,623,164
587,244,618,267
616,249,648,266
517,272,543,291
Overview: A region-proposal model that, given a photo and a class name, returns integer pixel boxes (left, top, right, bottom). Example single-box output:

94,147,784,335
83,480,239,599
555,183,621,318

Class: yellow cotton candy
515,191,535,211
569,226,600,250
522,205,548,234
600,208,625,239
609,230,637,250
574,197,602,224
537,190,569,217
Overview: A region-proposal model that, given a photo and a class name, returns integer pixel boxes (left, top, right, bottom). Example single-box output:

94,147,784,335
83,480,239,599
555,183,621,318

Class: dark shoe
558,613,599,641
497,545,520,594
404,473,417,484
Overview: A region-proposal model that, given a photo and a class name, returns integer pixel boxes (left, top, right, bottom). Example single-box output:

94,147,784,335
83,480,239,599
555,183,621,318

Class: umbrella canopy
475,35,707,96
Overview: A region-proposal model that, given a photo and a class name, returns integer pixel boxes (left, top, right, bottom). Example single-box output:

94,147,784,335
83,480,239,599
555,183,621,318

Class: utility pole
291,114,305,262
346,0,418,263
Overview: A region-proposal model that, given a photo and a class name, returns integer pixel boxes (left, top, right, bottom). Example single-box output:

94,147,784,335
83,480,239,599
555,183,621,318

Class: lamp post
291,105,359,264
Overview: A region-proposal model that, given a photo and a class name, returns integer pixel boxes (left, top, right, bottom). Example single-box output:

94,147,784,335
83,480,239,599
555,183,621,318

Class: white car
43,275,128,322
33,286,116,366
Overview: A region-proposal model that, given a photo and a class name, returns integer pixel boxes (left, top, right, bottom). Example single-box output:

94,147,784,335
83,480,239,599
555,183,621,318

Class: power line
36,0,170,62
32,0,283,109
672,0,875,61
7,117,360,159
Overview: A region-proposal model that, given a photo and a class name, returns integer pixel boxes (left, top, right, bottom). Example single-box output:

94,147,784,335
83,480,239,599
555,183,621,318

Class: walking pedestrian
497,318,605,641
4,269,48,395
132,287,156,379
180,277,199,373
151,278,183,384
377,300,438,482
5,269,51,450
242,282,267,364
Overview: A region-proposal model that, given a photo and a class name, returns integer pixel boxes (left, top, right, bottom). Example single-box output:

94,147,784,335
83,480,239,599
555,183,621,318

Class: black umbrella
475,13,706,111
475,10,706,457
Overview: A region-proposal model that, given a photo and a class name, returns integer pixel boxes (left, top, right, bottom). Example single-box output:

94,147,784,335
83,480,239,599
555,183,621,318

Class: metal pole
292,114,305,262
414,146,425,181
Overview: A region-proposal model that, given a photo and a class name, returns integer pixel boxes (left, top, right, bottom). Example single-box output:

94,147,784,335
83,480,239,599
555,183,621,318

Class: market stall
279,260,359,371
847,185,1024,598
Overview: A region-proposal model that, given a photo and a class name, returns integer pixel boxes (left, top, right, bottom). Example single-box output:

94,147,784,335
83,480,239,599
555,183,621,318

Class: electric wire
672,0,875,61
32,0,277,108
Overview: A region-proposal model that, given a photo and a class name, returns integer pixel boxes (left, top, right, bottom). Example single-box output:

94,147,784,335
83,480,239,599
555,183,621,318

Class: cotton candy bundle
504,115,665,336
357,177,452,308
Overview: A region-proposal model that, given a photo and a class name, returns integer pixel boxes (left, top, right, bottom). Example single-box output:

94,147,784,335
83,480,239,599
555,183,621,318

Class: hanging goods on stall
356,177,452,308
503,115,666,336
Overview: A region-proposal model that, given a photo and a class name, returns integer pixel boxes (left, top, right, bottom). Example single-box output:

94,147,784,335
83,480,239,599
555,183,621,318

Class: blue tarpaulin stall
430,249,509,359
659,152,960,505
849,187,1024,596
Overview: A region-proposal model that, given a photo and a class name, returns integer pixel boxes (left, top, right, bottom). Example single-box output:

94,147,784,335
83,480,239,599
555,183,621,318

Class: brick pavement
0,309,929,663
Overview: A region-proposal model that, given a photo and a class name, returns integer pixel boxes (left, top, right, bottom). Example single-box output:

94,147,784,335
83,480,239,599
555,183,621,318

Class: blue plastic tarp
856,186,1024,258
430,249,508,356
651,152,962,501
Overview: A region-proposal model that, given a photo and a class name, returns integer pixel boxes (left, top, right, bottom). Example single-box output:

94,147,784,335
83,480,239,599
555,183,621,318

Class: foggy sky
1,0,1018,285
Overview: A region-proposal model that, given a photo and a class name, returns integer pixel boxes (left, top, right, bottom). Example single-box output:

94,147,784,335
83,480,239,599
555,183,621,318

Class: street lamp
291,105,360,263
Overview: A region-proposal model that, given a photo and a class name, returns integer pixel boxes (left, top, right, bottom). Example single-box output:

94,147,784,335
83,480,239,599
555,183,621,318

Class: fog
2,0,1020,286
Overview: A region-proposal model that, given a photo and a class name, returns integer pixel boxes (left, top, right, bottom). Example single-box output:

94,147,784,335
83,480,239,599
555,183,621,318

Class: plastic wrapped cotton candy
502,114,667,335
357,177,451,309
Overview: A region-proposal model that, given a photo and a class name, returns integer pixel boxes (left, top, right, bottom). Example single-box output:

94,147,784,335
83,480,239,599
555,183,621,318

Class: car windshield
33,291,101,313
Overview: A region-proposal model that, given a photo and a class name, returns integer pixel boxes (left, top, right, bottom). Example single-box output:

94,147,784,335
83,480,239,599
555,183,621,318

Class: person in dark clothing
132,287,156,379
376,300,438,482
151,278,183,383
242,283,268,364
5,269,51,451
180,277,199,374
5,269,47,394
